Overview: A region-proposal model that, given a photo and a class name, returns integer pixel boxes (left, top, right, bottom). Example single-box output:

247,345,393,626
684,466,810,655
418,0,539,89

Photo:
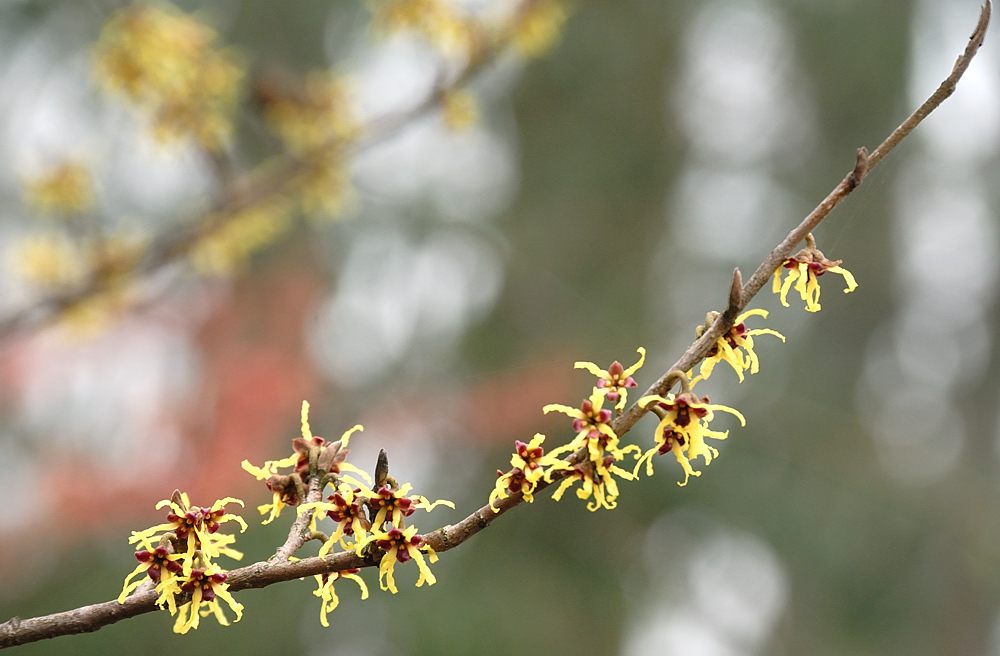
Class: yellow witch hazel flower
575,347,645,411
691,310,785,384
367,482,455,534
172,565,244,634
355,526,440,594
773,233,858,312
314,569,369,627
543,388,616,444
127,492,247,569
548,452,637,512
489,433,564,511
323,462,452,593
299,485,374,556
636,375,746,486
118,535,184,604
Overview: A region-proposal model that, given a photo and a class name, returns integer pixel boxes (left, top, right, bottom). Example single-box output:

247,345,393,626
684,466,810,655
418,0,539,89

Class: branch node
475,509,490,529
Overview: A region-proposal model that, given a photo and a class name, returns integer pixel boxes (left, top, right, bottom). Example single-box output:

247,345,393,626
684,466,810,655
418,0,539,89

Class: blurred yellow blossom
10,236,85,288
370,0,474,55
296,151,355,219
441,89,478,131
260,73,359,219
263,73,358,154
24,161,94,216
510,0,567,57
93,3,243,150
190,197,294,274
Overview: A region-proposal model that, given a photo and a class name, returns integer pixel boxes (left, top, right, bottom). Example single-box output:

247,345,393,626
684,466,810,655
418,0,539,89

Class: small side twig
272,476,325,563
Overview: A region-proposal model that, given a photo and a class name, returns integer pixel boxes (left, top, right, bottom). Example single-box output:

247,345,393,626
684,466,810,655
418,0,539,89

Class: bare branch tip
723,268,743,322
970,0,991,47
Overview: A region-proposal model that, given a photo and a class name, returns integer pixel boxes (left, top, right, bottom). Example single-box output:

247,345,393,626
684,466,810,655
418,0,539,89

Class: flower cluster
635,387,745,486
242,401,368,525
93,3,243,151
10,231,146,334
489,434,564,511
773,234,858,312
540,358,644,511
244,400,454,623
119,491,247,634
339,480,454,594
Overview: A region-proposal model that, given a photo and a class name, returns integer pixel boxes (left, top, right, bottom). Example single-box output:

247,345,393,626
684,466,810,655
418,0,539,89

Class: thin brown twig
0,0,991,650
272,476,325,563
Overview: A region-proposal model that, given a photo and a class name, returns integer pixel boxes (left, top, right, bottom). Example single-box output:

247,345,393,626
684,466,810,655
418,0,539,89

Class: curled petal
339,424,364,448
542,403,584,419
778,265,801,307
735,308,769,322
673,443,700,487
573,360,609,378
550,476,578,502
827,265,858,293
301,400,313,439
622,346,646,377
118,563,150,603
747,328,786,342
703,403,746,426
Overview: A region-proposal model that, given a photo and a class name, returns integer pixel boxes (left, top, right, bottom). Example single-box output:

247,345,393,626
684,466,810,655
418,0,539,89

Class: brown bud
373,449,389,491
